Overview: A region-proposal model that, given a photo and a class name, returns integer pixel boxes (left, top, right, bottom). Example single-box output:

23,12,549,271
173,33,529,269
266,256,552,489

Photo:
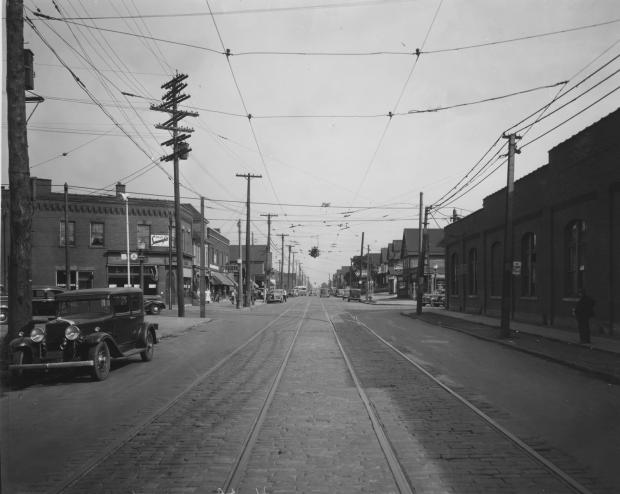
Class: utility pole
367,245,371,301
287,244,292,291
236,173,262,307
64,183,70,290
200,196,206,318
152,72,198,317
359,232,365,291
237,220,242,309
6,0,32,347
278,233,289,288
417,204,430,315
261,213,277,297
168,215,173,309
500,133,521,337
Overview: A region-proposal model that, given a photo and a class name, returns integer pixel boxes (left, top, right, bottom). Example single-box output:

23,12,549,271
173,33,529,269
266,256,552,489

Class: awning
211,271,235,286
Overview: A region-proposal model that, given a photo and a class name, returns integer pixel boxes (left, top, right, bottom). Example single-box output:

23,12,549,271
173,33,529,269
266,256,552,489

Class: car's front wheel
89,341,111,381
140,330,155,362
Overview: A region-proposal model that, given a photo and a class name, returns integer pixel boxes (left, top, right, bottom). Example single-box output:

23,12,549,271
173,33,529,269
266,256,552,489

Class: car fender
9,337,38,358
82,332,124,358
139,322,158,346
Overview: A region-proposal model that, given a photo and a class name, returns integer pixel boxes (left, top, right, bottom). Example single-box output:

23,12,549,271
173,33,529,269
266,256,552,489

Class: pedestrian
574,289,595,344
231,288,237,305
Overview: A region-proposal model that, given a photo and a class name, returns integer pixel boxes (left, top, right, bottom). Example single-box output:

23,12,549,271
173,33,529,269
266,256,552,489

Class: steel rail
221,300,311,492
351,313,593,494
54,307,297,494
323,304,415,494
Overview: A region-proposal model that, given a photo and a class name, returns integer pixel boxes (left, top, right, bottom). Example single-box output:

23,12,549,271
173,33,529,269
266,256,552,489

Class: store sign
512,261,522,276
151,234,169,247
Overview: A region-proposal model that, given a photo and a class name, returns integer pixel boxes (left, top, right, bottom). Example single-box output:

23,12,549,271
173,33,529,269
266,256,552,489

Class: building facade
400,228,445,299
1,178,202,303
442,108,620,334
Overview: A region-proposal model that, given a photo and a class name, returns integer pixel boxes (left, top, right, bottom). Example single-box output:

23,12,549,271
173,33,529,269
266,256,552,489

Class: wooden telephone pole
261,213,277,297
152,73,198,317
236,173,262,307
500,133,521,338
5,0,33,348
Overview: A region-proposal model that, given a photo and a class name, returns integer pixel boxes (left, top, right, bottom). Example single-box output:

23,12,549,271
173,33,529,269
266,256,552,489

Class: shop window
137,224,151,249
468,248,478,295
59,221,75,247
90,222,104,247
566,220,586,296
521,233,537,296
490,242,502,296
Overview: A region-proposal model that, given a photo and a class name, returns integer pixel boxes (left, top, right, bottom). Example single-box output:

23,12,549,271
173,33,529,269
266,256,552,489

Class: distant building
1,178,221,304
400,228,445,299
442,108,620,334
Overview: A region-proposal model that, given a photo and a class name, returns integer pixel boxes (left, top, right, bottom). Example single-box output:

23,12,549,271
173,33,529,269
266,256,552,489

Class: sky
2,0,620,286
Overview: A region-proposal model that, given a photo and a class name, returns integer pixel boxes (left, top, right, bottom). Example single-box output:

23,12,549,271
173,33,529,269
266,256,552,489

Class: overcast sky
3,0,620,285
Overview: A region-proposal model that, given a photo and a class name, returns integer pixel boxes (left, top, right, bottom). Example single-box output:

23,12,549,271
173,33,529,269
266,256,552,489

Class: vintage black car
8,287,158,382
144,295,166,315
0,285,65,325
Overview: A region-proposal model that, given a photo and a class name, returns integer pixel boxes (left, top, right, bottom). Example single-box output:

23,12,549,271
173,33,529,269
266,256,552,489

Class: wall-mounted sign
151,234,169,247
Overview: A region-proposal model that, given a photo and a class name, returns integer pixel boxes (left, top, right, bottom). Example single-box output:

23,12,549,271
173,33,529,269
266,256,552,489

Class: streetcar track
220,299,312,492
322,301,415,494
340,309,593,494
54,306,298,494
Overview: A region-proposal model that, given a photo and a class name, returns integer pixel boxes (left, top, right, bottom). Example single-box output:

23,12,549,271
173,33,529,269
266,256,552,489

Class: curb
402,311,620,385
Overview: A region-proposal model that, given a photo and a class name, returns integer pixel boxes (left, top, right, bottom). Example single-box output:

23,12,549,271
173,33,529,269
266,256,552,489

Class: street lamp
120,193,130,287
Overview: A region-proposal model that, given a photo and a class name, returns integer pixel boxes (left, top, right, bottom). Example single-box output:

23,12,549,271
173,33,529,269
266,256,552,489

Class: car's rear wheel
140,330,154,362
89,341,111,381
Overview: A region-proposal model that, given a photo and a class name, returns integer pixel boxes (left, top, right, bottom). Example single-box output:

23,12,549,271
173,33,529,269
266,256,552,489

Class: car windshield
58,297,111,317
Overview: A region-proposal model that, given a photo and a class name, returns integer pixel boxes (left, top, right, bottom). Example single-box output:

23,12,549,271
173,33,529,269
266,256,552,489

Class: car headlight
30,326,45,343
65,325,80,341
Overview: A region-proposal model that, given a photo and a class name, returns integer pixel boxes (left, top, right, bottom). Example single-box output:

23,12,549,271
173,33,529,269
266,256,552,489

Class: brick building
442,108,620,335
1,178,201,303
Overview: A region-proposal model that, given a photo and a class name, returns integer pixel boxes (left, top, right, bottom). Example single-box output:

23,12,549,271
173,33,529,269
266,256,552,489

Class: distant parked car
0,285,65,325
144,295,166,315
8,287,158,383
335,289,344,297
348,288,361,302
267,289,286,303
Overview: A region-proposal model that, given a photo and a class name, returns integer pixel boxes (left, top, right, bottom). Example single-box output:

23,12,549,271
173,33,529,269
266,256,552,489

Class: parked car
0,284,7,324
348,288,362,302
335,289,344,297
267,289,286,303
32,286,66,321
342,288,350,300
0,285,65,325
144,295,166,315
8,287,158,383
422,292,445,307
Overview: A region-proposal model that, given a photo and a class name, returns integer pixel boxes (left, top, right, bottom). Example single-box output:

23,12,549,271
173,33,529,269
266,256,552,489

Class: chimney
116,182,126,197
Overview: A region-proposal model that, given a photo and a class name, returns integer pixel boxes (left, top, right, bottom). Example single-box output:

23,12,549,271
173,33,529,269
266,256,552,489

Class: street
2,296,619,493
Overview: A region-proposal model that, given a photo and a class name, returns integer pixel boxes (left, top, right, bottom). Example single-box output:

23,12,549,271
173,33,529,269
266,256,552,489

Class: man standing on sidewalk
574,289,595,344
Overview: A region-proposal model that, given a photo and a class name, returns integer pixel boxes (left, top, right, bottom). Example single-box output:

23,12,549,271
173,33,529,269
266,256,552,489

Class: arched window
468,248,478,295
490,242,502,296
521,233,537,296
450,253,459,295
566,220,586,296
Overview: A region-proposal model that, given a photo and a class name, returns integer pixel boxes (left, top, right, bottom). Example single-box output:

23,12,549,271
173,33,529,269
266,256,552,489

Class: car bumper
9,360,95,370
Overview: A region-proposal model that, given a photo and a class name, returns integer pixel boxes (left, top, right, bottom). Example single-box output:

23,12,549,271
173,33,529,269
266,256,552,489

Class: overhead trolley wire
31,11,620,59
